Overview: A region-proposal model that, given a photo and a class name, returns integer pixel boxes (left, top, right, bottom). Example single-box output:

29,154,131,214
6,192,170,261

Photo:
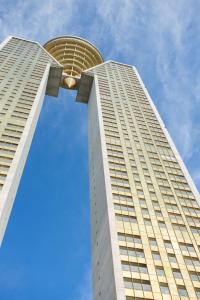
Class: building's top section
0,36,63,97
44,36,103,79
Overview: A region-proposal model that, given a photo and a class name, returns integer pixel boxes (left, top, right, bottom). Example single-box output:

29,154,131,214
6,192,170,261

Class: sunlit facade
0,36,200,300
0,36,62,242
86,61,200,300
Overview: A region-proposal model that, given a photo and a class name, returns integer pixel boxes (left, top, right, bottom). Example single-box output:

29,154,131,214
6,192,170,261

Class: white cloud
90,0,199,157
0,1,199,298
86,1,200,192
1,0,199,165
0,0,77,42
72,266,92,300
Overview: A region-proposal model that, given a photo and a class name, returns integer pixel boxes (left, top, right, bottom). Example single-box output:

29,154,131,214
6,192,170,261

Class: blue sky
0,1,200,299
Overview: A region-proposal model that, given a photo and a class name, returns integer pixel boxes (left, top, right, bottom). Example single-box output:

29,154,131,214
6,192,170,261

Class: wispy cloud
0,0,77,42
71,265,92,300
1,0,199,164
0,1,199,298
90,1,200,158
87,0,200,189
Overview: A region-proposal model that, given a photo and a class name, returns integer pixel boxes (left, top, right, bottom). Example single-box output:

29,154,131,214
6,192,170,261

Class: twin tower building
0,36,200,300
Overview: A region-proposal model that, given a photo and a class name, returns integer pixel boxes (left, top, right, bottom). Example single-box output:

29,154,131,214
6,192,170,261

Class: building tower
0,36,63,241
1,35,200,300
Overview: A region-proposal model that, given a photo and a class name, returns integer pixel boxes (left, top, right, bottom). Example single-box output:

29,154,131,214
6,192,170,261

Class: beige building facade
86,61,200,300
0,36,200,300
0,36,62,244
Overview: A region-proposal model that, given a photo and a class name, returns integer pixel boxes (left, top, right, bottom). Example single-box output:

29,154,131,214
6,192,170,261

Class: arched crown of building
44,36,104,79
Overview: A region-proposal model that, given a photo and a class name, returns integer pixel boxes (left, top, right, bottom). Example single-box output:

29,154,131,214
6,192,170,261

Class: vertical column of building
125,65,200,299
0,37,62,244
87,61,200,300
88,71,126,300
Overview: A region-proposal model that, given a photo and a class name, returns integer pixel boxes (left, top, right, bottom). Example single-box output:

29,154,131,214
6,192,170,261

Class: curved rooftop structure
44,36,103,78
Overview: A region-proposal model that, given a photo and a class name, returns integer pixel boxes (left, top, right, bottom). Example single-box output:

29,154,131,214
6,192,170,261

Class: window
159,221,166,228
116,214,137,223
149,238,157,247
122,262,130,271
142,208,149,217
155,210,163,218
124,278,152,291
120,247,145,258
184,257,200,267
179,242,196,254
118,233,141,244
142,281,152,291
156,266,165,277
190,226,200,234
160,283,170,294
195,288,200,298
172,269,182,279
177,286,188,297
144,218,152,226
164,240,173,249
189,272,200,281
114,204,135,213
168,254,177,264
152,251,161,261
121,262,148,274
173,224,187,231
124,278,133,289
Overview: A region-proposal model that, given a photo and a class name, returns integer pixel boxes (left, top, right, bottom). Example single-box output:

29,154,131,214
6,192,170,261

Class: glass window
190,272,200,281
155,210,163,217
120,247,128,255
122,262,130,271
130,264,139,273
134,236,142,244
142,208,149,216
173,269,182,279
144,218,152,226
126,235,134,243
133,281,142,290
156,266,165,277
118,233,126,241
149,238,157,247
133,249,145,258
164,240,173,249
168,254,177,264
159,221,166,228
124,279,132,289
184,257,200,267
143,282,152,291
139,264,148,274
179,242,195,253
152,251,161,261
178,286,188,297
195,288,200,298
160,283,170,294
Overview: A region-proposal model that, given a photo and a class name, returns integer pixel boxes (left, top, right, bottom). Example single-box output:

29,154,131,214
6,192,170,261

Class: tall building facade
0,36,62,242
85,61,200,300
0,36,200,300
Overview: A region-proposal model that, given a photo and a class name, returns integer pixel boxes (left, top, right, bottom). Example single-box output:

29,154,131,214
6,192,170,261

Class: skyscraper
0,36,63,242
0,35,200,299
84,61,200,300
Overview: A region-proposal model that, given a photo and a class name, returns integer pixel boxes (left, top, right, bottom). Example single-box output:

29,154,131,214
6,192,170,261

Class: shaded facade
0,36,200,300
